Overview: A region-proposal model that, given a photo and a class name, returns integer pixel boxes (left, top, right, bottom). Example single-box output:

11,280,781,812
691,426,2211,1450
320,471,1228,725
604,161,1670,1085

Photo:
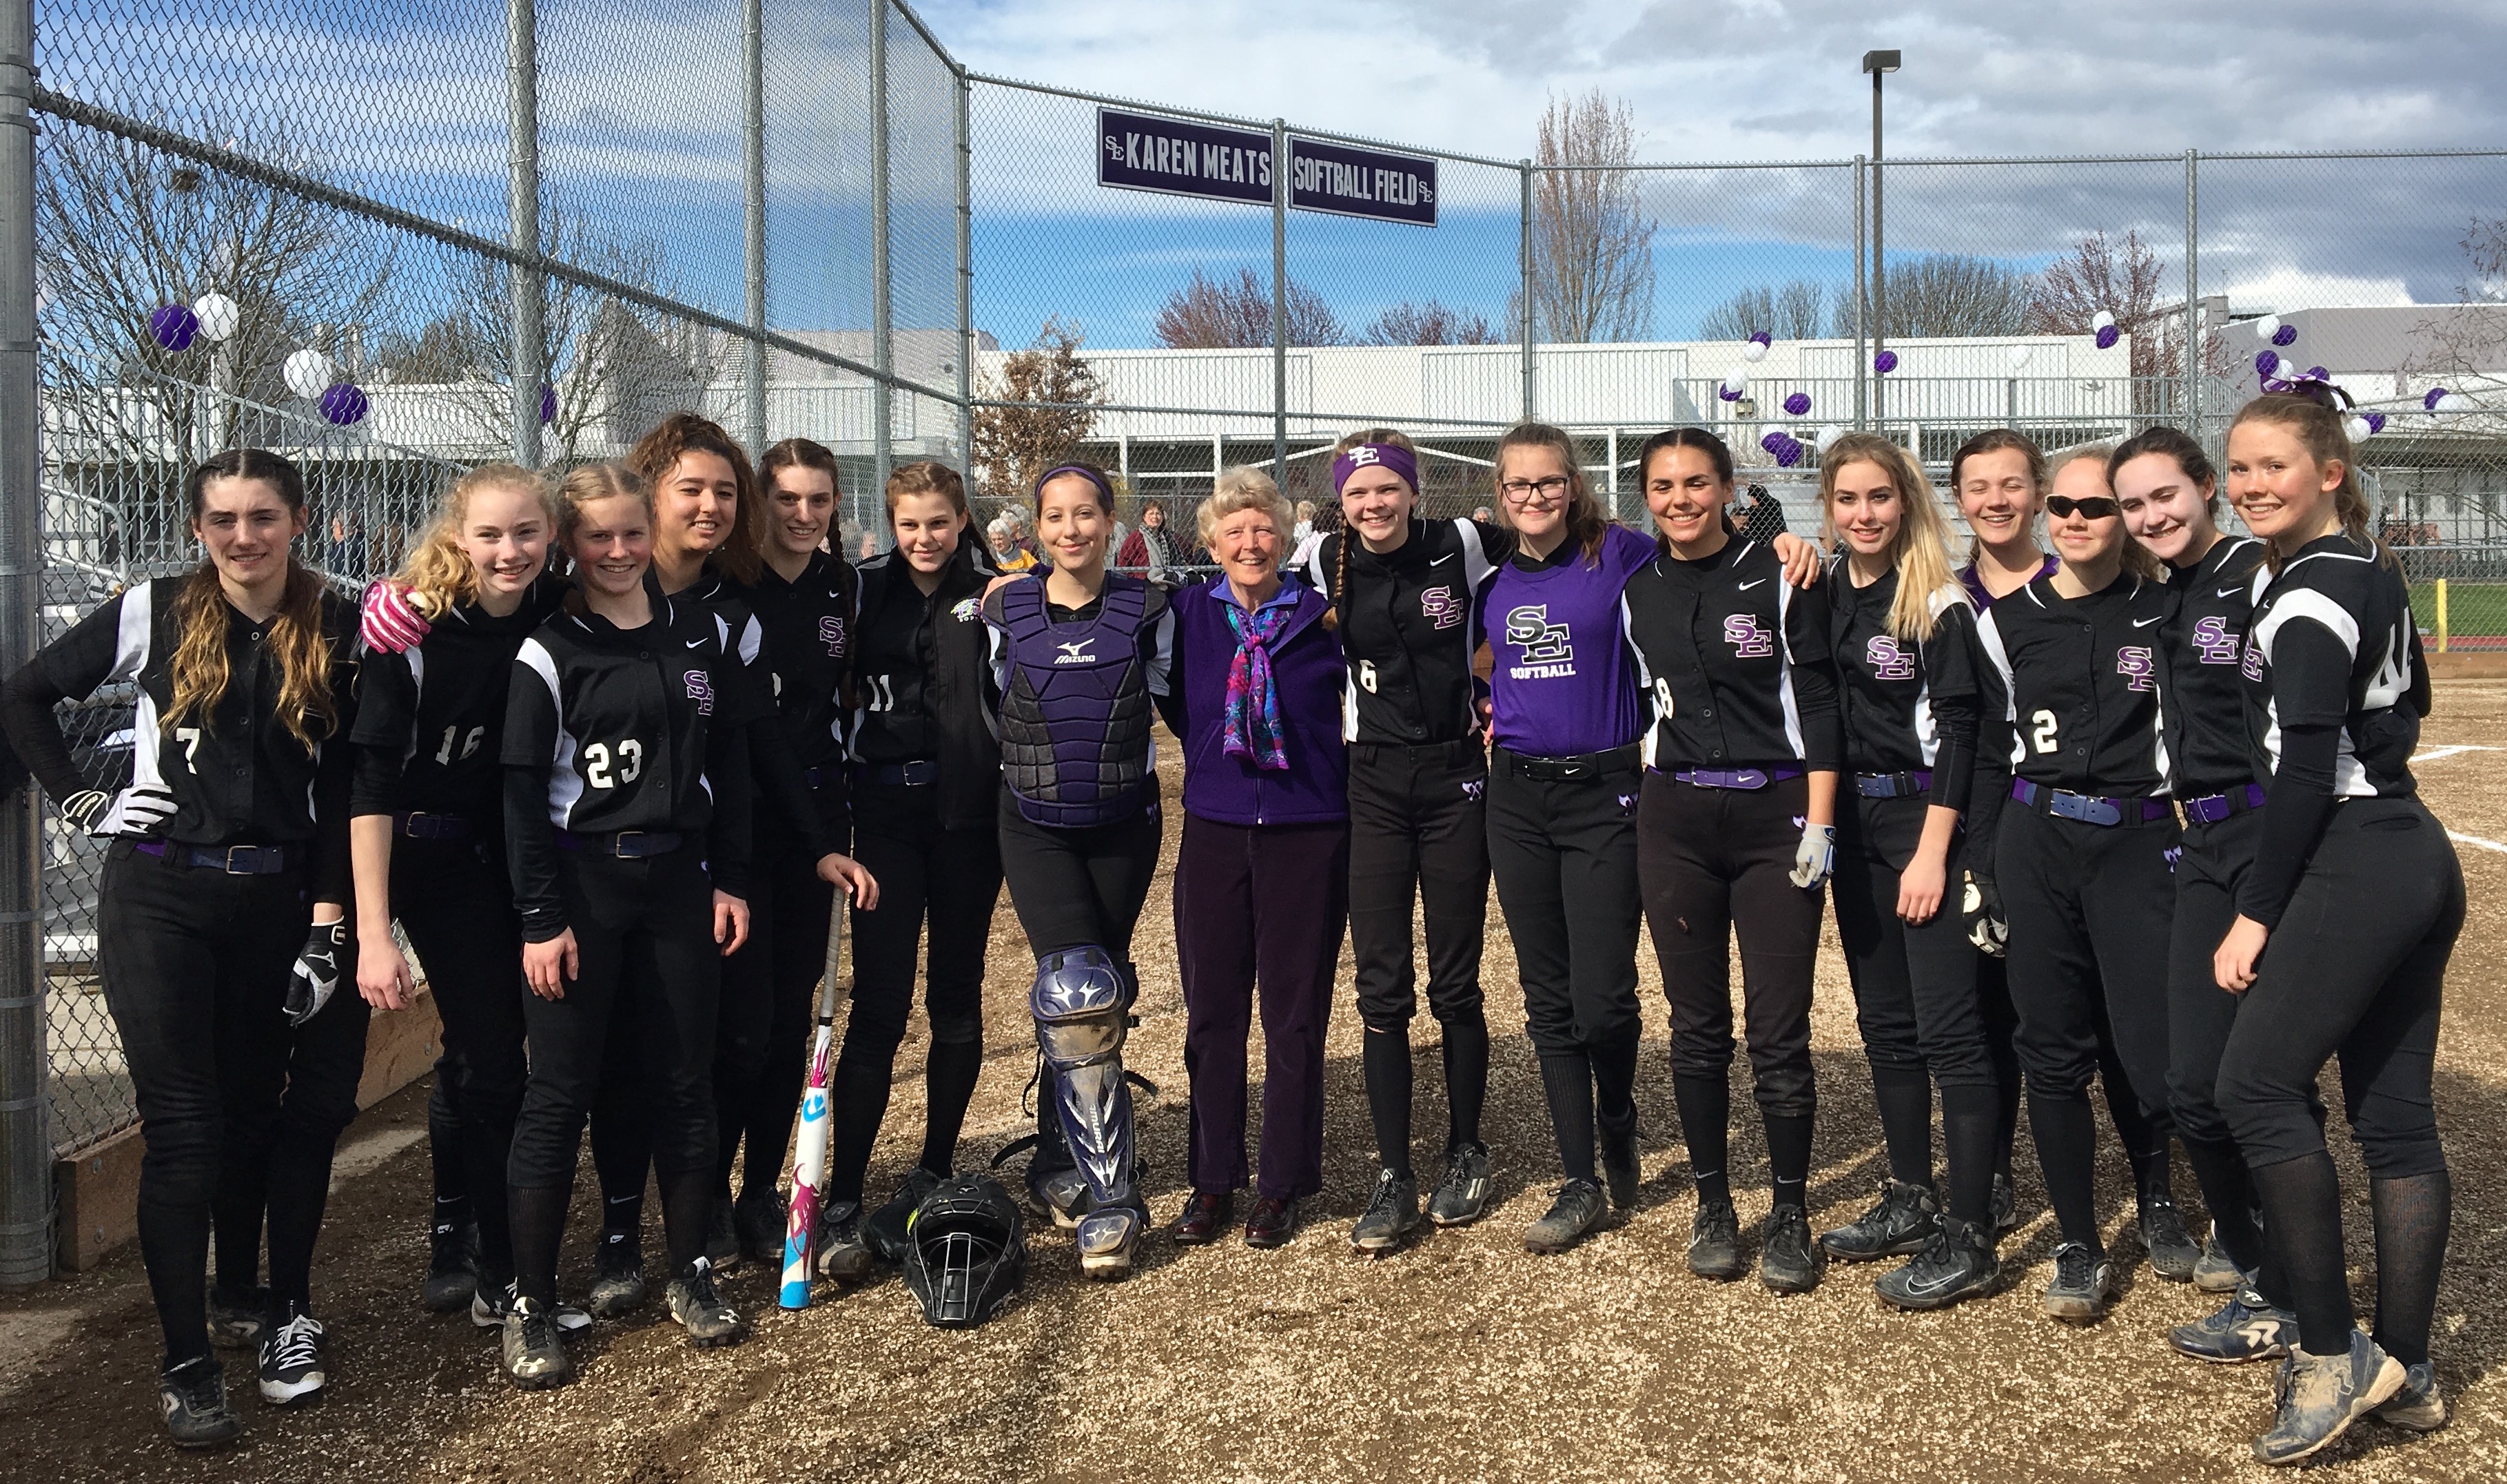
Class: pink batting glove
361,579,431,655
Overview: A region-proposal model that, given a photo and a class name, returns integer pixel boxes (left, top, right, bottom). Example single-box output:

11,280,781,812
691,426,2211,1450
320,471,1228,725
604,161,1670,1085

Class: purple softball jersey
1481,522,1655,759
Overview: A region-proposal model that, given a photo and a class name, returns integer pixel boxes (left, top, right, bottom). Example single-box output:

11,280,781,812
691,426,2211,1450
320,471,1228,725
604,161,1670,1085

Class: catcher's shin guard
1030,947,1143,1277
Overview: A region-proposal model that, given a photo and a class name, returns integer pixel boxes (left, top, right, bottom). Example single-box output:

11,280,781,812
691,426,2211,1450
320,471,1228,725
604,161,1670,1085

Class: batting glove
57,787,113,832
1788,821,1837,891
116,784,178,834
360,579,430,655
1961,870,2008,958
287,920,348,1027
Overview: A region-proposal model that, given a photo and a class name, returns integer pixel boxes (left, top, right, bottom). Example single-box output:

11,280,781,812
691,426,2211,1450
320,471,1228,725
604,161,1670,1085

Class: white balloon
2346,417,2372,444
2091,309,2115,331
2008,344,2033,369
2255,314,2282,342
1743,340,1768,362
1724,367,1749,393
192,292,239,343
283,348,332,400
2438,391,2473,414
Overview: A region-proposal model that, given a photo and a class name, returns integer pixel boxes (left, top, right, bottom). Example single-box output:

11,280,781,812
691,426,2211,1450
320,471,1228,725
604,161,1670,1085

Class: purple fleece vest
1171,576,1348,825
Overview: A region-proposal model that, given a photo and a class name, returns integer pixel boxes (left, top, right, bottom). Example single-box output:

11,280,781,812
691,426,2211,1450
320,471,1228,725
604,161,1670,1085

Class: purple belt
2181,783,2266,825
1855,770,1932,799
134,839,290,874
2010,778,2172,828
1669,766,1805,792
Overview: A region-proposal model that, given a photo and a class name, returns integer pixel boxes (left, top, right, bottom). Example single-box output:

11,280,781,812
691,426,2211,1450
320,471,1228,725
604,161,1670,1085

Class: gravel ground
8,683,2507,1482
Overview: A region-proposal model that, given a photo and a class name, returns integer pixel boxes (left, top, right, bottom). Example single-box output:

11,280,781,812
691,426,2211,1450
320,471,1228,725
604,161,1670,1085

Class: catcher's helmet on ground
902,1173,1029,1328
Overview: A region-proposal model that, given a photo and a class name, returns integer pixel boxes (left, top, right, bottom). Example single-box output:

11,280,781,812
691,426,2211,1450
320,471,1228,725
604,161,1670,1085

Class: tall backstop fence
2,0,2502,1282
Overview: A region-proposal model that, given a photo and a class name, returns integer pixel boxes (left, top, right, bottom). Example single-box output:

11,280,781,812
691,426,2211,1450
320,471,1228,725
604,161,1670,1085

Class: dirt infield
7,685,2507,1483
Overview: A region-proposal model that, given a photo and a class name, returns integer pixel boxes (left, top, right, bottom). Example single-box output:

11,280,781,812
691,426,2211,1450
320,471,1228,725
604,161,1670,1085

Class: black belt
396,811,475,841
1855,770,1932,799
555,829,685,858
2182,783,2266,825
857,760,939,787
134,839,290,874
1350,737,1480,765
2011,779,2172,828
1659,765,1805,792
1497,743,1639,782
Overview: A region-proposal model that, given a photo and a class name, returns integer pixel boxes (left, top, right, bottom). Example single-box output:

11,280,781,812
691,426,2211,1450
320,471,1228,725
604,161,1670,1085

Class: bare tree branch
1153,266,1342,349
972,317,1107,499
1529,90,1656,344
1362,298,1501,346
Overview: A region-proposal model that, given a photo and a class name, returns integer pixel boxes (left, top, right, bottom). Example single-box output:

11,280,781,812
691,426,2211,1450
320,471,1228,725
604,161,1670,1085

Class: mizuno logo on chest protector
1054,639,1096,665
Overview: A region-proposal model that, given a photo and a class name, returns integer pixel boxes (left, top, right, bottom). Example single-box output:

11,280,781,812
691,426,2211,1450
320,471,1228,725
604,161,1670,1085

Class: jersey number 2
584,739,644,790
2029,710,2060,755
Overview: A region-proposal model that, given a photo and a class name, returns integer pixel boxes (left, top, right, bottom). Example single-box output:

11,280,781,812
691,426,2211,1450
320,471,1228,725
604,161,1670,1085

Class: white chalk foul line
2413,745,2501,764
2448,831,2507,856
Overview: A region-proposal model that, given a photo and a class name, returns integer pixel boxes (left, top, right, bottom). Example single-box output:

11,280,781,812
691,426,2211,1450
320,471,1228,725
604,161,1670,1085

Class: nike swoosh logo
1430,553,1455,566
2133,616,2163,628
686,638,708,648
2217,587,2243,599
1737,579,1767,590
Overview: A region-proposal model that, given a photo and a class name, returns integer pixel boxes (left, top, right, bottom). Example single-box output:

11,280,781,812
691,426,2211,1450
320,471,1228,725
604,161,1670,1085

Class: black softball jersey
1973,570,2171,796
1303,517,1511,744
2236,533,2428,926
502,592,758,940
3,575,360,900
349,575,567,823
1622,532,1842,772
1826,560,1981,811
846,539,1001,829
2160,535,2267,799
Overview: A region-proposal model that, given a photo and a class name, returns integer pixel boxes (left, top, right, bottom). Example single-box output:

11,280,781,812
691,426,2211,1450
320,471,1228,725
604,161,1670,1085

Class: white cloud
2218,267,2416,313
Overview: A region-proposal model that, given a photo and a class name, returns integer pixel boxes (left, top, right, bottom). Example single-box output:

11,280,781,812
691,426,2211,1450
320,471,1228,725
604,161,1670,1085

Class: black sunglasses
2045,495,2118,519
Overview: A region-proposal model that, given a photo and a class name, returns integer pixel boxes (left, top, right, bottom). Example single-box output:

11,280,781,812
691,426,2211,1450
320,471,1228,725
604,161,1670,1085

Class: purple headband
1034,463,1115,510
1331,442,1419,495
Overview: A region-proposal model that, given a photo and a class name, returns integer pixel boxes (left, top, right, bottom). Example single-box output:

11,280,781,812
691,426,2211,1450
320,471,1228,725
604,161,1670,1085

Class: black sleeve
502,651,564,941
307,641,360,905
1965,622,2013,880
2238,620,2351,927
707,714,755,900
349,745,402,818
1783,582,1842,772
1924,608,1981,813
3,591,131,805
1147,604,1187,739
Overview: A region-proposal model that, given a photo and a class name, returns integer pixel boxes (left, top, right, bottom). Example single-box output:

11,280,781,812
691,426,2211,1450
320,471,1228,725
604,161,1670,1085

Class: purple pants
1174,814,1350,1202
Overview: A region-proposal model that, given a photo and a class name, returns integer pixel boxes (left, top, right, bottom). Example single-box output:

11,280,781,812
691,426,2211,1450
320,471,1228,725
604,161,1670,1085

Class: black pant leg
1487,765,1575,1058
1346,745,1424,1032
1728,782,1821,1119
740,834,837,1197
2080,817,2182,1131
1641,775,1737,1084
1415,747,1492,1031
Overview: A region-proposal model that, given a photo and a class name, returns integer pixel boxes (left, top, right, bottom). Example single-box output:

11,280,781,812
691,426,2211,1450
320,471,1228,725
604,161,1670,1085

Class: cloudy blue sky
35,0,2507,357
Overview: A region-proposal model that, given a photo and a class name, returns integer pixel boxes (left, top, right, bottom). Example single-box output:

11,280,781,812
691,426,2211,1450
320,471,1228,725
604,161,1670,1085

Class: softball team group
4,387,2462,1467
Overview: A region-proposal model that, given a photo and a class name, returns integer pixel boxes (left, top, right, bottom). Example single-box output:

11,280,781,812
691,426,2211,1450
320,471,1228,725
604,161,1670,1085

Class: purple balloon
2306,366,2328,382
2424,387,2448,411
1775,437,1805,468
318,382,369,426
1874,350,1898,375
1783,391,1812,417
2364,412,2387,435
1719,382,1743,402
1750,330,1772,347
149,304,198,351
539,382,557,425
2094,324,2120,350
2272,324,2298,347
2255,351,2281,377
1760,430,1788,453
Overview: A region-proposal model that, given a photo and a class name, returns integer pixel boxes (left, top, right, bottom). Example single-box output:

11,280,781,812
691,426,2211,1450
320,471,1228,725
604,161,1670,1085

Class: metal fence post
1518,160,1534,422
0,0,49,1287
1852,156,1866,431
1271,118,1287,478
870,0,892,493
1870,143,1885,431
504,0,543,468
741,0,767,456
2184,147,2199,435
954,68,972,471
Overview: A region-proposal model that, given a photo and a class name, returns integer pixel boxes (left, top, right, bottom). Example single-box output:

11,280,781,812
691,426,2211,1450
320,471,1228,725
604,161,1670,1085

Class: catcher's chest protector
999,577,1154,827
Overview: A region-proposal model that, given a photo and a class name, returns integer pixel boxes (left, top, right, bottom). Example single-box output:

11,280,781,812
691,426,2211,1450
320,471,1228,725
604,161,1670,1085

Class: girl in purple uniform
1477,422,1658,1256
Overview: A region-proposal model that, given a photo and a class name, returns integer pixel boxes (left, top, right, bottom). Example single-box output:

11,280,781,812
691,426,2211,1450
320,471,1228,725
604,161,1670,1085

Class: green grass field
2413,581,2507,643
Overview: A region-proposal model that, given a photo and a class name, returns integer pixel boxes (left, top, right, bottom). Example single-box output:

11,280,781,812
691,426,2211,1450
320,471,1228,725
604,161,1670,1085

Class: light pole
1862,49,1898,430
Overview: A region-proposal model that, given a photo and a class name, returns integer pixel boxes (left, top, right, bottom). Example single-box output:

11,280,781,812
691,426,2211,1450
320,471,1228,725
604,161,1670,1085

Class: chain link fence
9,0,2506,1277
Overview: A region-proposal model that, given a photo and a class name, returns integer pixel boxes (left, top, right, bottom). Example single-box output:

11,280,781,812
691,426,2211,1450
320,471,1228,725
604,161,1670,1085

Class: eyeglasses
1499,476,1571,506
2044,495,2118,520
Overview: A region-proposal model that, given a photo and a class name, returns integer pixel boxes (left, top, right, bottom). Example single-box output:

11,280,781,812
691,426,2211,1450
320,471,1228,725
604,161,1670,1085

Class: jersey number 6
584,739,644,790
2029,709,2059,755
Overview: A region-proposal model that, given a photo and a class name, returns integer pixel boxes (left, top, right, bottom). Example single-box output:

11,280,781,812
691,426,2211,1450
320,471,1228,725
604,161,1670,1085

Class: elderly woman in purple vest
982,461,1171,1281
1147,466,1350,1250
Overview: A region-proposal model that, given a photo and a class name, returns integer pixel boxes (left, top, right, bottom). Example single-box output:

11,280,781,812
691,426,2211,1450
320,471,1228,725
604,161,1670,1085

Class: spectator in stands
989,517,1039,573
1737,483,1790,545
1118,498,1185,579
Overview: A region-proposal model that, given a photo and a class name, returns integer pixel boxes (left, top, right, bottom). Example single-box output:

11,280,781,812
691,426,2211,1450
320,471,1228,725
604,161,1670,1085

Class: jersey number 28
584,739,644,790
